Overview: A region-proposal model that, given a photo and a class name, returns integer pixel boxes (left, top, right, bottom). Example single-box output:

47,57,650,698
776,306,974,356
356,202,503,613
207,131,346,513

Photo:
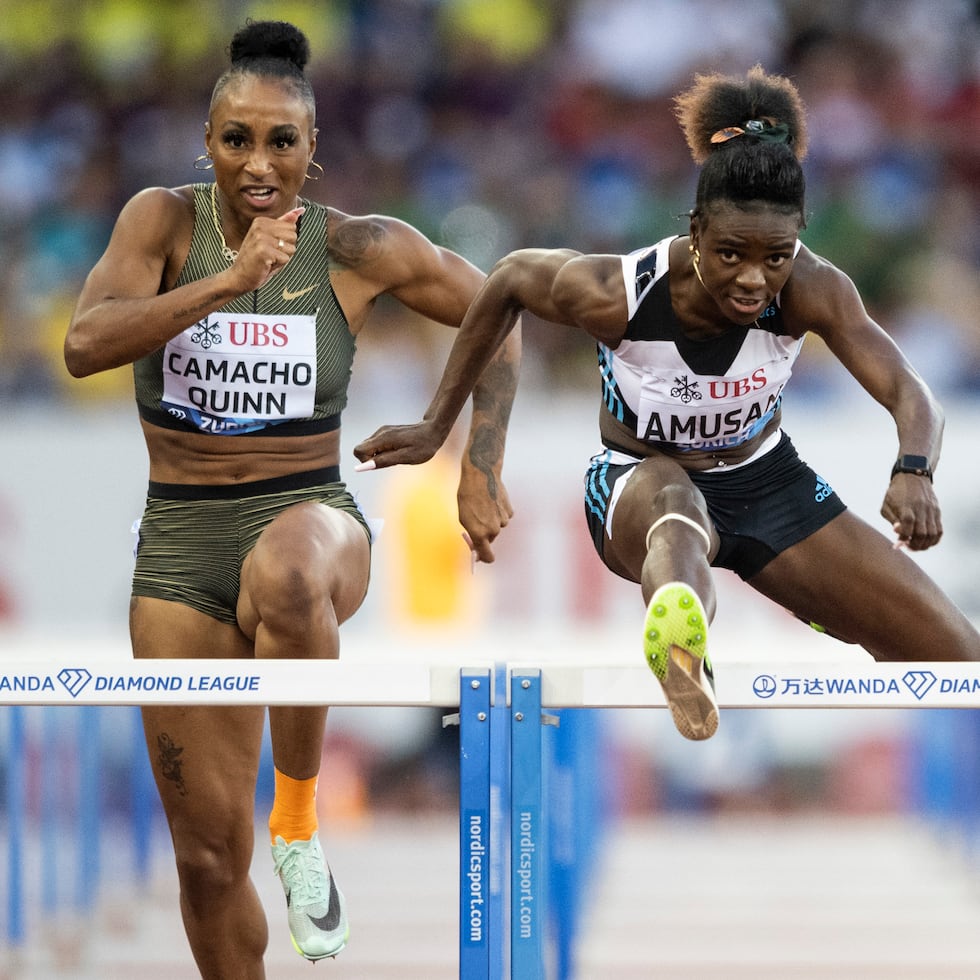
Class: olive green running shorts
132,466,370,625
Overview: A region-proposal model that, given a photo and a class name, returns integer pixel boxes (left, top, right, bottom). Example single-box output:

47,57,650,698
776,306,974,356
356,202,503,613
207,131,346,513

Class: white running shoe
643,582,719,740
272,831,349,960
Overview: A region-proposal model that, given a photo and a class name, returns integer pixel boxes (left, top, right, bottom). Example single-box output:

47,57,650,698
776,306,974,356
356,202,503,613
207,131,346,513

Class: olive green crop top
133,183,355,436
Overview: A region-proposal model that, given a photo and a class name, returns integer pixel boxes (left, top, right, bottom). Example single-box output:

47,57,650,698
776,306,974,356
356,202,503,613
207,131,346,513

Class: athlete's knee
172,825,253,912
648,482,705,521
252,507,367,615
644,485,712,552
246,533,333,623
267,558,324,621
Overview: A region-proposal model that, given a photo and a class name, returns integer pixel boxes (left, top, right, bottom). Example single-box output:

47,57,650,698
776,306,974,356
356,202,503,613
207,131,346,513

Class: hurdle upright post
510,668,547,980
458,668,493,979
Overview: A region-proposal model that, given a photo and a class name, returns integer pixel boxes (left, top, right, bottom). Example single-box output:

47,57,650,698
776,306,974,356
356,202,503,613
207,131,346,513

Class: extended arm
791,252,945,550
353,248,585,468
353,245,628,560
342,228,568,560
456,324,521,561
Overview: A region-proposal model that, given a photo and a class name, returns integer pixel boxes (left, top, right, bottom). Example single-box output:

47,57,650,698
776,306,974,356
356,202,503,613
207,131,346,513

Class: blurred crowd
1,0,978,405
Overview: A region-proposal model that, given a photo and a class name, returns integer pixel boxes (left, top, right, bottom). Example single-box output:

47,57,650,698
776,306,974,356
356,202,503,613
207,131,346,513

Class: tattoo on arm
472,354,518,424
330,220,385,269
171,293,227,323
469,355,518,496
468,423,500,499
157,732,188,796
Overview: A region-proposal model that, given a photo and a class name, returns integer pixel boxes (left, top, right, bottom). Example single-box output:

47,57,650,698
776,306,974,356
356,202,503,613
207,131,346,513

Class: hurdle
447,658,980,979
4,654,980,978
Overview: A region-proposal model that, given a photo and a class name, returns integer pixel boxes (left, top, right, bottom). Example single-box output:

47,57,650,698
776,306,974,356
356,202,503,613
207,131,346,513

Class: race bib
636,369,783,450
160,312,317,435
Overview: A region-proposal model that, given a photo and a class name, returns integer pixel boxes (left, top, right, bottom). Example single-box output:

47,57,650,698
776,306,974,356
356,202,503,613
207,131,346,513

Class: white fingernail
354,459,376,472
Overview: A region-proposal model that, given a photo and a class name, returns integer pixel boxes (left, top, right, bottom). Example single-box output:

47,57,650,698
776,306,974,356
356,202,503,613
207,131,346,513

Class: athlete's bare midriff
599,404,783,472
141,422,343,484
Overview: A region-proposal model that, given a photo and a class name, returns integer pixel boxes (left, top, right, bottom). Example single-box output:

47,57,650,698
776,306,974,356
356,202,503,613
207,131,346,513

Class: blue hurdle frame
458,668,493,977
457,666,553,980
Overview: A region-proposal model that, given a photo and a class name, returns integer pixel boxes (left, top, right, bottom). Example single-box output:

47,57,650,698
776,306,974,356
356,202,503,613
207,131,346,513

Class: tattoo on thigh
156,732,188,796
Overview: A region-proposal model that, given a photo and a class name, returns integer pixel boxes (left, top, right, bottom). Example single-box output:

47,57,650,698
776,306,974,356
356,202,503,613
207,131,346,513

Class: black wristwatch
891,455,932,481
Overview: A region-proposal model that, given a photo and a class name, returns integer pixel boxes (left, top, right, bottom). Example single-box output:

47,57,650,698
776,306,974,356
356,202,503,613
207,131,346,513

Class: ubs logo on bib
161,311,318,429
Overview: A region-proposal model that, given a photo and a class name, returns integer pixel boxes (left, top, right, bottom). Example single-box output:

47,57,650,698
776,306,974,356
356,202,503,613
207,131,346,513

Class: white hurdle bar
5,656,980,980
1,658,980,707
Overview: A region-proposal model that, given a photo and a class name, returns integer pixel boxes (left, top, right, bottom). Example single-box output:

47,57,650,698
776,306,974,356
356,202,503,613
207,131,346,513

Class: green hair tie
711,118,792,146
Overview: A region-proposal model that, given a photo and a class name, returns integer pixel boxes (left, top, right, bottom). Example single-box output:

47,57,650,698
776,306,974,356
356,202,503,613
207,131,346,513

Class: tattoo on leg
157,732,188,796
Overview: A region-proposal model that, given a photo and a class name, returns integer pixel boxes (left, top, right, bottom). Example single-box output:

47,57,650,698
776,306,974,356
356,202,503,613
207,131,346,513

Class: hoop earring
692,249,708,291
305,160,324,181
193,153,213,171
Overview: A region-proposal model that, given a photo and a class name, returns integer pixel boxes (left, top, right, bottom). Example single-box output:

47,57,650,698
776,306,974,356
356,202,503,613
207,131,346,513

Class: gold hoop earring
194,153,213,171
692,249,708,291
305,160,324,181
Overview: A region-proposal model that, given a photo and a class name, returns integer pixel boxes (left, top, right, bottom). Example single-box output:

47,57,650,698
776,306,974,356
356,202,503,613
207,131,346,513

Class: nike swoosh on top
282,283,321,301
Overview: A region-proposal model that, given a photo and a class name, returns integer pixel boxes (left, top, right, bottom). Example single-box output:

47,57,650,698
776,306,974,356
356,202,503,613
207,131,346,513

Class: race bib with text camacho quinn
159,311,317,435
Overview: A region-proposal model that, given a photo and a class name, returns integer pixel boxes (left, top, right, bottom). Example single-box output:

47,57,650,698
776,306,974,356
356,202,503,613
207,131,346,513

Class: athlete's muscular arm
352,246,631,555
450,251,624,551
549,252,630,345
65,187,302,377
334,214,523,560
389,230,524,562
353,247,598,468
786,250,945,550
327,212,523,464
327,212,487,330
453,322,521,561
454,252,624,557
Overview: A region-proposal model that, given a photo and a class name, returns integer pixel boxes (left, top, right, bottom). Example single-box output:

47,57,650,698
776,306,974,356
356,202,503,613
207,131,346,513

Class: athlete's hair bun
229,20,310,73
675,64,807,165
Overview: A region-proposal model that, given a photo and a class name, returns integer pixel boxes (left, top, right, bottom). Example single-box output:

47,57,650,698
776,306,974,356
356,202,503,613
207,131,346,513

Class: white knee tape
645,513,711,552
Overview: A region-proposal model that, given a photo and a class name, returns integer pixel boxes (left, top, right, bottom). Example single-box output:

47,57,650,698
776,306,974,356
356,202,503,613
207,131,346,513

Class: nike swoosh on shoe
308,875,341,931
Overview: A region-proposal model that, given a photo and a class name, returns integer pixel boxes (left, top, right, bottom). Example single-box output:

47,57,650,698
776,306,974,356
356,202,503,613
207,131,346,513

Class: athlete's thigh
605,456,715,579
239,500,371,632
131,594,253,660
749,510,979,660
132,597,265,827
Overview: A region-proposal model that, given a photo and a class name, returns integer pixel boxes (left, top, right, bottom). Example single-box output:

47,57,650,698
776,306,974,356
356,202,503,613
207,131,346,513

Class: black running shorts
584,432,846,580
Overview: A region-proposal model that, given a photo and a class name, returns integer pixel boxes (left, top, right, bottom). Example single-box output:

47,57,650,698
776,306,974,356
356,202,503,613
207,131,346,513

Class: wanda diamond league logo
58,668,93,698
902,670,936,700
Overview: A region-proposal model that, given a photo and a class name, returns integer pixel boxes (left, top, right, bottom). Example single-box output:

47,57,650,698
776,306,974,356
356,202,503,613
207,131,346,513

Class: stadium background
1,1,979,976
